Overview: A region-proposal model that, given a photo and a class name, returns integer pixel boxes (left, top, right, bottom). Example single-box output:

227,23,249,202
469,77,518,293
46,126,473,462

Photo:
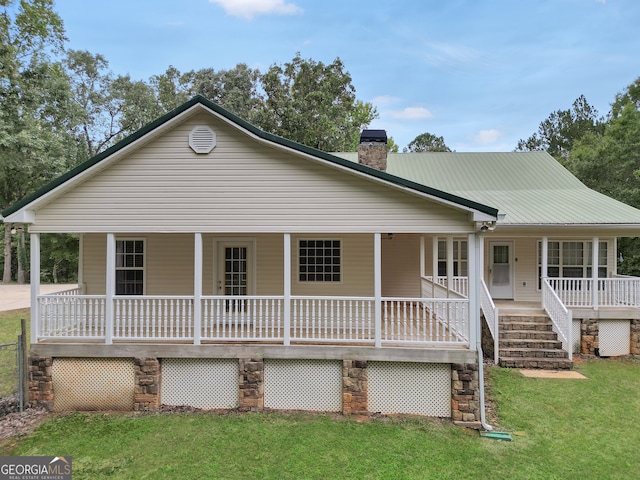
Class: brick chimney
358,129,387,172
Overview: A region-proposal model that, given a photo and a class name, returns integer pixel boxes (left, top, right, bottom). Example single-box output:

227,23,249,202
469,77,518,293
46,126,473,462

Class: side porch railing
548,277,640,308
35,293,470,347
542,278,573,360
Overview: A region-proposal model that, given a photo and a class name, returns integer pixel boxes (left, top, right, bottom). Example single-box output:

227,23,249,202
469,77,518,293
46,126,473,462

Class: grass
0,309,638,479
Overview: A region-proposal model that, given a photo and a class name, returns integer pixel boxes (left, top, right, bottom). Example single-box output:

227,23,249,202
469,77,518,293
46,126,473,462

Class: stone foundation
134,358,161,411
631,320,640,356
28,356,53,410
580,318,599,355
451,363,479,423
238,358,264,412
342,360,368,415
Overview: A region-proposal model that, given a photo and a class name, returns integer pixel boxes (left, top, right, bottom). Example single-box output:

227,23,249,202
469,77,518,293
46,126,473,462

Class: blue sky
55,0,640,151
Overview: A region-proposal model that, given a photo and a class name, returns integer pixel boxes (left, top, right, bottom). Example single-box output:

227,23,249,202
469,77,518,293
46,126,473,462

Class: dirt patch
0,396,50,442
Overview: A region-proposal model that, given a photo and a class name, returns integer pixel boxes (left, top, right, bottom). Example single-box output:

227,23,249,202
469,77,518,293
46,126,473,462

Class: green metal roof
2,96,497,219
334,151,640,225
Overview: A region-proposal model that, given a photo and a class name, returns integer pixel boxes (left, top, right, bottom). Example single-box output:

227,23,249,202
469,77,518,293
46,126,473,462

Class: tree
189,64,263,123
403,132,451,153
568,80,640,275
256,53,377,151
515,95,604,162
0,0,71,283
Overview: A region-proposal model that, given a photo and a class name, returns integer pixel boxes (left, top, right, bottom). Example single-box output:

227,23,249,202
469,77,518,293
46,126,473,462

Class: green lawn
0,309,29,398
0,310,638,479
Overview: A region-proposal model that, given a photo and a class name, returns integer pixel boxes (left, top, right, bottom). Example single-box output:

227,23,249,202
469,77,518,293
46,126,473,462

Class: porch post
542,237,549,280
284,233,291,346
194,233,202,345
592,237,599,310
30,233,40,345
468,232,478,347
420,235,425,279
374,232,382,348
78,234,84,293
105,233,115,345
432,236,439,297
479,235,485,283
447,235,454,298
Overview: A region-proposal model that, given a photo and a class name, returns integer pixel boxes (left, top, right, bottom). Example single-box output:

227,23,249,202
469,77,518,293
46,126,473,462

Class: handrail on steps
542,278,573,361
479,279,499,364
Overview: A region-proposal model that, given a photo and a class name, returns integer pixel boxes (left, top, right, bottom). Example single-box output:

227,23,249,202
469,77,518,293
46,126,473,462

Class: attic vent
189,125,216,154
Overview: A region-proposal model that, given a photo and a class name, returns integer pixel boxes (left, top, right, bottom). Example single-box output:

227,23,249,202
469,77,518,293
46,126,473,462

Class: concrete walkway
0,284,77,312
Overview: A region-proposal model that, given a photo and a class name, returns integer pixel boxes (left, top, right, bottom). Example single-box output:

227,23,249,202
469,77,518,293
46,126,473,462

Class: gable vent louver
189,126,216,154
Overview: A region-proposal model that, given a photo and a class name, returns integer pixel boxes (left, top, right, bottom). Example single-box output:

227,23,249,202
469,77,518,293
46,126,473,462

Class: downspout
474,227,494,431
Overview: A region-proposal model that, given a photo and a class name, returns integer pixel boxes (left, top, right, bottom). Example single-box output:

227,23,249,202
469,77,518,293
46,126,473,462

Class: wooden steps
498,314,572,370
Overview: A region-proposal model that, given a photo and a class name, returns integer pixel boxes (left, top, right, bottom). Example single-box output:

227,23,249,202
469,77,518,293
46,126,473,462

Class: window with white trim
115,239,145,295
537,240,607,288
299,239,341,282
437,239,468,277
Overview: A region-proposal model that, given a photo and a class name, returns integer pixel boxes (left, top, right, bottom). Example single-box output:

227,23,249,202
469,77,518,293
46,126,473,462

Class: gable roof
336,151,640,226
2,96,497,221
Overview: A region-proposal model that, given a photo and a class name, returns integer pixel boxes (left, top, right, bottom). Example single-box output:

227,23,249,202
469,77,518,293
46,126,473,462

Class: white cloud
209,0,303,20
422,41,492,69
470,129,504,145
385,107,433,120
372,95,400,107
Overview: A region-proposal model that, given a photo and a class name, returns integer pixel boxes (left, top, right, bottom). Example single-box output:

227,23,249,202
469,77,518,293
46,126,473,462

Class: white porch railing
39,295,106,338
36,292,471,347
548,277,640,308
422,276,468,297
382,298,469,345
291,297,374,343
542,278,573,360
114,296,194,340
479,279,499,364
202,296,284,341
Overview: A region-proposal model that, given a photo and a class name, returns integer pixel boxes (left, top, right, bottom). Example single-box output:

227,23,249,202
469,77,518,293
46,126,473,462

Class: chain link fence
0,319,28,413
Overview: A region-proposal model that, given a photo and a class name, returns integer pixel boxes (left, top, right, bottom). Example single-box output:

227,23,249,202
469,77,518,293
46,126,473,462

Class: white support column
30,233,40,345
194,233,203,345
419,235,425,279
468,232,478,347
592,237,599,310
432,236,439,297
542,236,549,280
78,234,85,293
447,235,454,298
105,233,115,345
284,233,291,346
479,235,485,283
374,233,382,348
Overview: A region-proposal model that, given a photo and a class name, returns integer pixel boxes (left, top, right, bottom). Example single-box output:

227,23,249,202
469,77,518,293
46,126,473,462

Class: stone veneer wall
631,320,640,356
28,356,53,410
134,358,160,411
451,363,479,423
238,358,264,412
342,360,368,415
29,356,479,425
580,318,599,355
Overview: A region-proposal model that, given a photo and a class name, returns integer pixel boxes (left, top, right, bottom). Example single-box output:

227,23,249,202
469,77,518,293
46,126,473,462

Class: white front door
489,241,514,299
216,241,254,310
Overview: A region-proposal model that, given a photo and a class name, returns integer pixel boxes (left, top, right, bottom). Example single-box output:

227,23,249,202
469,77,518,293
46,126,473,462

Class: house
3,96,639,424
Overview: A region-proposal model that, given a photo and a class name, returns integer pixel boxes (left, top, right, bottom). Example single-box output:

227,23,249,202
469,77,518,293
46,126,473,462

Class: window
116,239,145,295
437,239,468,277
537,240,607,288
299,239,341,282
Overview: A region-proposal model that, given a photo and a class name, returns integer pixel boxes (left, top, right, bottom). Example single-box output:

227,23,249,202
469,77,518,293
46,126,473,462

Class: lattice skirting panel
52,358,135,412
161,358,238,409
264,359,342,412
599,320,630,356
368,362,451,417
572,319,581,354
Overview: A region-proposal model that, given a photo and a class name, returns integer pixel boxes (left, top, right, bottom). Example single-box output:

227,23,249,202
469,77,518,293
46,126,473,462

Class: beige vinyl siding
381,234,420,297
81,233,375,297
31,113,471,234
